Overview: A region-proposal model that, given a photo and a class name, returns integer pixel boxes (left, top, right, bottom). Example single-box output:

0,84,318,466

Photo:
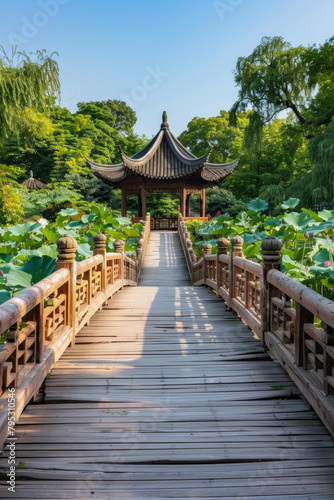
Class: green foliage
246,198,268,213
0,164,24,224
0,204,142,304
178,110,245,164
230,37,310,129
229,36,334,206
21,187,81,221
281,198,300,210
147,194,179,217
186,197,334,298
0,47,60,144
203,188,246,217
309,121,334,204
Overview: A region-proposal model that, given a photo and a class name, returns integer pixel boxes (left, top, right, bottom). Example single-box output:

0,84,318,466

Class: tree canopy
230,36,334,138
0,47,60,144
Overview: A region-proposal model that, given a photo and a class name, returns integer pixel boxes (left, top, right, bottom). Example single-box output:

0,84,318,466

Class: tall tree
76,100,137,135
0,46,60,224
230,36,334,139
309,121,334,205
178,110,245,162
0,47,60,144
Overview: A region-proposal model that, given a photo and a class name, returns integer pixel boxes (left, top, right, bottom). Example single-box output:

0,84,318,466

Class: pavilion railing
178,213,334,436
132,215,211,231
0,214,150,445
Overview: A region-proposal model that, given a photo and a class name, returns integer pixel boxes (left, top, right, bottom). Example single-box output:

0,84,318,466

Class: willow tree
309,121,334,205
230,36,334,208
0,46,60,144
230,36,334,139
0,46,60,224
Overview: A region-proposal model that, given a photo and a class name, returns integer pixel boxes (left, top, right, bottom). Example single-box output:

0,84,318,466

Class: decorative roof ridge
168,131,196,159
120,130,164,166
131,131,161,159
164,129,211,166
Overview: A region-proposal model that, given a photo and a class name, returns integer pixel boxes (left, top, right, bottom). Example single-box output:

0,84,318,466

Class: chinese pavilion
87,112,239,217
21,170,49,191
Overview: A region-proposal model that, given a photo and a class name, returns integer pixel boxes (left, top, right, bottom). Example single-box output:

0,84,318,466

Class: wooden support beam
138,194,142,218
141,187,147,217
201,188,206,217
181,185,186,217
121,190,126,217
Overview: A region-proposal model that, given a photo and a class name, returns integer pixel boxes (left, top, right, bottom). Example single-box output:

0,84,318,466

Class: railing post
131,253,138,283
56,234,77,346
229,236,243,309
114,239,125,288
203,243,212,287
137,238,144,271
216,238,228,293
93,231,107,305
261,236,283,346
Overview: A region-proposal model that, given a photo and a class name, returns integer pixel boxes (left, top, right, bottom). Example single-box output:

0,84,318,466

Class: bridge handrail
0,214,151,444
178,213,334,436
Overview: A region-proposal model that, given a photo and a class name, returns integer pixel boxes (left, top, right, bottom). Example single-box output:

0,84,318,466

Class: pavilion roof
21,171,49,191
86,113,240,186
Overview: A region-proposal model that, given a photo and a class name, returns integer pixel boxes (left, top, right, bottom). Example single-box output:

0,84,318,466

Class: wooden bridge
1,216,334,499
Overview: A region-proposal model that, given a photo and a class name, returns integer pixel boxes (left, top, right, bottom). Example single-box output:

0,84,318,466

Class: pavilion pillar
201,188,206,217
141,187,147,217
186,193,190,217
138,194,142,217
121,190,126,217
181,185,186,217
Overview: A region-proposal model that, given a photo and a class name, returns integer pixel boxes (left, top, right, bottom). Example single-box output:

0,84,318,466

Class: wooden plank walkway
1,231,334,499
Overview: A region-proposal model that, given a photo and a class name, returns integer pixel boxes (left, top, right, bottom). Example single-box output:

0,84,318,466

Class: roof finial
161,111,169,130
29,170,33,178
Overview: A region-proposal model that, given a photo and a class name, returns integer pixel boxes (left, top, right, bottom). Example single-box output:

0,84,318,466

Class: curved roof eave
205,155,241,169
120,131,164,166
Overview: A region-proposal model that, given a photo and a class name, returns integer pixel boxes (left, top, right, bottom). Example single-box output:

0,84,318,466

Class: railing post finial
93,230,107,250
114,239,125,254
217,238,229,255
56,234,77,262
203,243,212,256
261,236,283,266
231,235,243,256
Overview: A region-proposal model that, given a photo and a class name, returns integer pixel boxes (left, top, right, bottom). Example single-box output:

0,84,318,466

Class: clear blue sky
1,0,333,137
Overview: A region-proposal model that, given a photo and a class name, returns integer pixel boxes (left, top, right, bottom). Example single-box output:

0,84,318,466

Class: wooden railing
132,215,211,231
0,215,150,445
178,213,334,436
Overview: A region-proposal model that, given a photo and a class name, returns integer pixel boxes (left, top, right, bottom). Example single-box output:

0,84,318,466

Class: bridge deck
1,231,334,499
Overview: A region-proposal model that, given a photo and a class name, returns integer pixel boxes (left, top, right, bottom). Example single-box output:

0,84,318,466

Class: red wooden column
181,185,186,217
121,189,126,217
201,188,206,217
141,186,147,217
